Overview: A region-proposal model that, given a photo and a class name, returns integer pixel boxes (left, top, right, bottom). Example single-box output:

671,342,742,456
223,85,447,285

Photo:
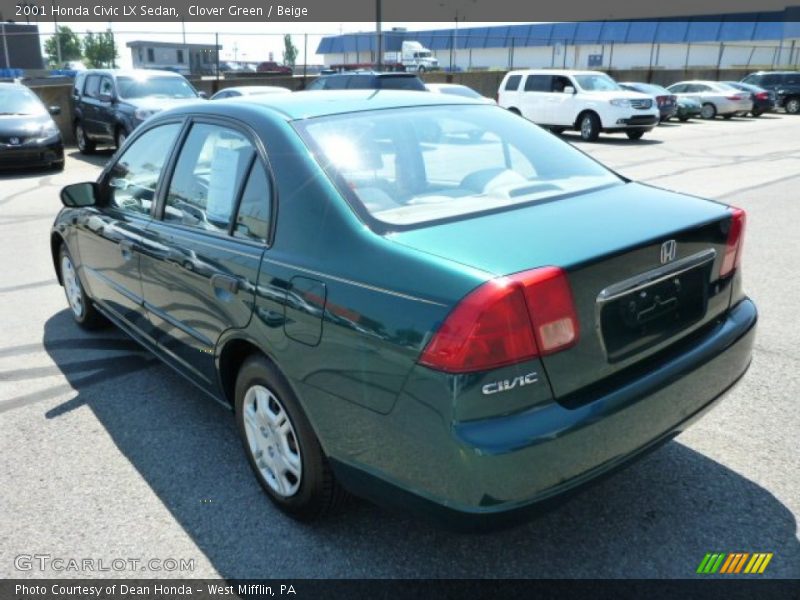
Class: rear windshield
376,76,426,91
435,86,482,99
117,76,197,99
296,104,622,230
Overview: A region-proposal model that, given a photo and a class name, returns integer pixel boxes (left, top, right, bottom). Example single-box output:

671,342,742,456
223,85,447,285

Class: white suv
498,70,660,141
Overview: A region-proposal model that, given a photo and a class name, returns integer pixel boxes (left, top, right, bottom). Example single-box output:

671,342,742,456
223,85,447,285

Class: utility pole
376,0,382,71
51,1,62,66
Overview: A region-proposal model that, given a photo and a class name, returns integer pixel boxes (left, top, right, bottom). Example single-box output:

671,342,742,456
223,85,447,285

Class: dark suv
72,69,202,153
305,71,426,91
741,71,800,114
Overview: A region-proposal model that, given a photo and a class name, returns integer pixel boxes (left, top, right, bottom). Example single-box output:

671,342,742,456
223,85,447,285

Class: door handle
119,240,135,261
211,274,239,295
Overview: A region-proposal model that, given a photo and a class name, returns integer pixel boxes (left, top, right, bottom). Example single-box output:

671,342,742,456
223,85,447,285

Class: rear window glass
296,105,621,230
504,75,522,91
377,76,426,91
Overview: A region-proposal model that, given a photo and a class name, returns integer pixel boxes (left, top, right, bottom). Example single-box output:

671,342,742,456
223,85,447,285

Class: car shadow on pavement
39,311,800,579
562,133,663,146
0,165,62,180
66,147,116,168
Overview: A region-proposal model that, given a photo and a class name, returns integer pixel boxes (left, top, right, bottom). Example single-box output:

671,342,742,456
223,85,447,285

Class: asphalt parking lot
1,113,798,579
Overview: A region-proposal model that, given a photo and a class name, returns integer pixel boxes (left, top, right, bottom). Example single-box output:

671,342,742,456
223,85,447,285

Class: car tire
115,127,128,150
508,107,521,116
579,112,600,142
626,130,645,140
549,126,565,135
52,159,65,171
751,109,764,117
417,66,426,74
74,122,96,154
700,103,717,119
723,114,734,120
235,354,347,521
679,116,689,122
785,97,800,114
59,244,106,330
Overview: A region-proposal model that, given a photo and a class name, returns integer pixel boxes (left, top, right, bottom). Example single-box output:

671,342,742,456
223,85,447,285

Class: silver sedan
210,86,291,100
666,80,753,119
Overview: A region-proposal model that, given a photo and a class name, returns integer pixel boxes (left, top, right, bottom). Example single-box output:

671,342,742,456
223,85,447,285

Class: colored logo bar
696,552,773,574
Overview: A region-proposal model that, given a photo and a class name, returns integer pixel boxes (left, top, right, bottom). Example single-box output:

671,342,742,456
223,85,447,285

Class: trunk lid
389,181,736,401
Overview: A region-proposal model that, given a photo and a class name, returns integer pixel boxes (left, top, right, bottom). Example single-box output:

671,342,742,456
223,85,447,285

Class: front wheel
74,122,96,154
785,97,800,114
59,244,106,329
579,112,600,142
626,130,645,140
235,355,347,520
700,103,717,119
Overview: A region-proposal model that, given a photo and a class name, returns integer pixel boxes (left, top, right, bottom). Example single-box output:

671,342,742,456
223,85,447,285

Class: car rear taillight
720,207,746,278
656,95,666,106
419,267,579,373
755,91,769,100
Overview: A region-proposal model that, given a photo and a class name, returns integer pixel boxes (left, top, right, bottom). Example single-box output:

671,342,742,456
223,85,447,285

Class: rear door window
164,123,256,232
233,163,272,243
524,75,551,92
84,75,100,98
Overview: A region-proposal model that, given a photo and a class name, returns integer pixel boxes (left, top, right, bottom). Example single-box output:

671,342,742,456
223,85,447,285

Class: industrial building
317,12,800,71
127,40,221,76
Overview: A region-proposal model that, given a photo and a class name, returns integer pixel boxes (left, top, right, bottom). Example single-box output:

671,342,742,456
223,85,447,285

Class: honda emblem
660,240,677,264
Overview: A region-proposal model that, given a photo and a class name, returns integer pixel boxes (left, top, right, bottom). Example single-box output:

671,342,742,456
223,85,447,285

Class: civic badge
660,239,677,264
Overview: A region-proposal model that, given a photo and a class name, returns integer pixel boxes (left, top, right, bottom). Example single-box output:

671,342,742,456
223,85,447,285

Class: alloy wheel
61,255,84,318
242,384,302,497
786,98,800,114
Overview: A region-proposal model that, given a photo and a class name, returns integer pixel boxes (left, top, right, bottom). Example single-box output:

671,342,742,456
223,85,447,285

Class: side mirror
61,182,98,208
198,91,208,99
48,105,62,116
563,86,576,95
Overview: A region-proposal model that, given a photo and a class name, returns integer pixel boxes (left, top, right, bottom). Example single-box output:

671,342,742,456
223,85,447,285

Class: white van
497,69,660,141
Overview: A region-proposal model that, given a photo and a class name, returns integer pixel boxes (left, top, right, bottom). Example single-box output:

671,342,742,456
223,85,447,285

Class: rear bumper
333,298,756,526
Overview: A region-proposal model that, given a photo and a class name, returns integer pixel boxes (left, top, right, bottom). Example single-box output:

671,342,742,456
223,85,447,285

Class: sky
32,21,503,66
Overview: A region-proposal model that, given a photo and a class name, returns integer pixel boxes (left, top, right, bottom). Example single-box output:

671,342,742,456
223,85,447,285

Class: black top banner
1,0,800,22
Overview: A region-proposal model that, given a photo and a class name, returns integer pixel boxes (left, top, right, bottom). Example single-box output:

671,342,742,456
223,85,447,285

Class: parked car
426,83,494,103
52,90,756,525
498,70,659,141
741,71,800,114
305,71,426,91
618,82,677,122
666,81,753,119
0,82,64,170
72,69,203,153
210,86,291,100
675,96,703,121
256,61,292,75
721,82,775,117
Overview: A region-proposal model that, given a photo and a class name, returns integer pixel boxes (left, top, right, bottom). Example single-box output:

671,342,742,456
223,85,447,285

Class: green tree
83,31,118,68
44,26,82,67
282,34,298,67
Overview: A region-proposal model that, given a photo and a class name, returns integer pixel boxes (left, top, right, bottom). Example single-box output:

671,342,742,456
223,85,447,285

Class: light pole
376,0,382,71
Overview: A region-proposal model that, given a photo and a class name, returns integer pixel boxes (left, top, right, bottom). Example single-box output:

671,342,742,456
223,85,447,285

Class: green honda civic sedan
51,91,756,525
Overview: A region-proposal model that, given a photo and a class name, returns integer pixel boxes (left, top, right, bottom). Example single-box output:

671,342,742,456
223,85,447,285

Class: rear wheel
700,103,717,119
785,97,800,114
751,109,764,117
235,355,347,520
74,122,96,154
579,112,600,142
59,244,106,329
626,130,645,140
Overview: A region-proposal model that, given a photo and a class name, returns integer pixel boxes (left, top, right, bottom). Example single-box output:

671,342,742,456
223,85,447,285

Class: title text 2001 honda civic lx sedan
51,91,756,525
